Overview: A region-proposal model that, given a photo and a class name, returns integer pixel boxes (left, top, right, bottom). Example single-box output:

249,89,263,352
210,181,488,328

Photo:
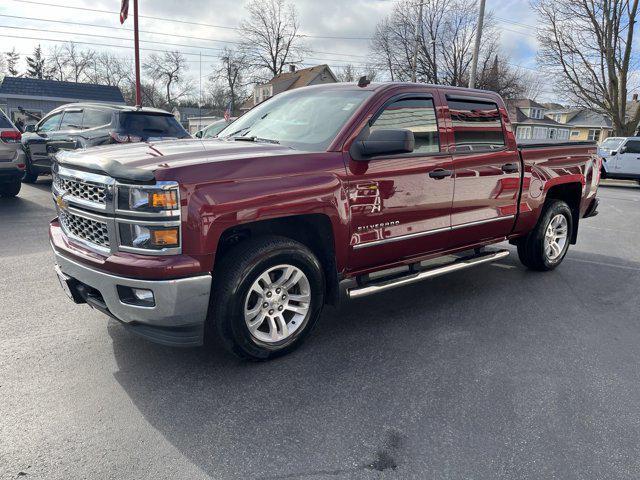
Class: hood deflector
55,151,156,183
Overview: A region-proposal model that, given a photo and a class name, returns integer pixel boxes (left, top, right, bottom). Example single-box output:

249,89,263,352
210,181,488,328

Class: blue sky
0,0,547,95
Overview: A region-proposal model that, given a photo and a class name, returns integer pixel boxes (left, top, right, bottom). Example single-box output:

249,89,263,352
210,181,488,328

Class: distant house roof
564,109,612,128
509,98,547,110
506,99,568,127
267,64,337,91
0,76,125,103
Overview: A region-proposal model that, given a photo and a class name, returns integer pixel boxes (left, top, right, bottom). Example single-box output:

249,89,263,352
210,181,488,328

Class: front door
616,139,640,177
346,94,454,272
445,96,520,248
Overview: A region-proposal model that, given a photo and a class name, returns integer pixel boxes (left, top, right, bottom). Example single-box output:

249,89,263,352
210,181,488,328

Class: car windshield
203,120,230,138
600,138,625,151
218,88,372,151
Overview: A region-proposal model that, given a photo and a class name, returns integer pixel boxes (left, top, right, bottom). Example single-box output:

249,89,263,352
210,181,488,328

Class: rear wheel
0,180,21,198
517,200,572,271
209,236,325,360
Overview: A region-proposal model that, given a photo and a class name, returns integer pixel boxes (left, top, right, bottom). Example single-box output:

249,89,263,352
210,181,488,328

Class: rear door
617,139,640,177
445,95,520,248
346,91,454,271
24,111,64,170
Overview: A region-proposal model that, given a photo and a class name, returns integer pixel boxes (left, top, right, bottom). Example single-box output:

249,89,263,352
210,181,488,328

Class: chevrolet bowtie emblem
55,193,68,210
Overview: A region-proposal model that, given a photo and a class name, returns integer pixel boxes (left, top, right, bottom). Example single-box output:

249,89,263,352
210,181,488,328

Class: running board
346,250,510,299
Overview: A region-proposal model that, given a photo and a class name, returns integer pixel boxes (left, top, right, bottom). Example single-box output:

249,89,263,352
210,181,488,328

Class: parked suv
21,103,190,183
0,109,26,198
599,136,640,183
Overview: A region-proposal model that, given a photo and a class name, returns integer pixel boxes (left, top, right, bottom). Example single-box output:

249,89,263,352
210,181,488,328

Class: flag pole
133,0,142,106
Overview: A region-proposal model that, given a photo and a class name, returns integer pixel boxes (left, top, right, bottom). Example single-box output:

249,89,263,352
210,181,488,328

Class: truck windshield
218,89,372,151
600,137,624,151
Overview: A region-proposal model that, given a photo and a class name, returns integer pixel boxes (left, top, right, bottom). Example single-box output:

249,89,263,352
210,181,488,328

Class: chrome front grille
59,210,110,248
53,172,107,205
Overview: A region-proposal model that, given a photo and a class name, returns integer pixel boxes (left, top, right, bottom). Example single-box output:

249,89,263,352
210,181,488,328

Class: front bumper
53,248,212,347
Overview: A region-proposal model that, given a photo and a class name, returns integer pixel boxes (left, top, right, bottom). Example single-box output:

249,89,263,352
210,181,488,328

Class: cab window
370,98,440,154
624,140,640,154
447,100,505,152
37,112,63,133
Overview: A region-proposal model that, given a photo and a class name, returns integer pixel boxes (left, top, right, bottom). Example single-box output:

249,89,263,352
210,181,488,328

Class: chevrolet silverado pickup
50,82,601,360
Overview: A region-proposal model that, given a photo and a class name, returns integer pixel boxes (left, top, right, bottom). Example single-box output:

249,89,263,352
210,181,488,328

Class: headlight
118,223,180,250
117,185,179,213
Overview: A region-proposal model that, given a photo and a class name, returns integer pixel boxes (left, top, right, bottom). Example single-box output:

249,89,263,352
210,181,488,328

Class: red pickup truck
50,82,601,360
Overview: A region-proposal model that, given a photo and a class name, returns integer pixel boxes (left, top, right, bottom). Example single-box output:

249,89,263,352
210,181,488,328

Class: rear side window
83,108,112,128
371,98,440,154
625,140,640,154
59,110,84,130
447,100,505,152
119,113,188,139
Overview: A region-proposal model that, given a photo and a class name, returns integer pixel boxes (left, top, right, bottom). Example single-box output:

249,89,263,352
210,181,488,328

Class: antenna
357,76,371,88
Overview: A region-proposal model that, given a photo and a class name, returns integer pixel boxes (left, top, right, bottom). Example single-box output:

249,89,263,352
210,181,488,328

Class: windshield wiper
233,136,280,144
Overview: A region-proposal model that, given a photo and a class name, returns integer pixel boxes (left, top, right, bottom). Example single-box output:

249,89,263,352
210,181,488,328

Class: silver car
0,110,26,197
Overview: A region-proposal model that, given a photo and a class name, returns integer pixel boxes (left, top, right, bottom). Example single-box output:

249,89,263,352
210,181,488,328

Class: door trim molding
353,215,515,250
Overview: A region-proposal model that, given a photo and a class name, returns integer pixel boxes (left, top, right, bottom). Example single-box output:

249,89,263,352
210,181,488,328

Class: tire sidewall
538,202,572,269
220,245,325,360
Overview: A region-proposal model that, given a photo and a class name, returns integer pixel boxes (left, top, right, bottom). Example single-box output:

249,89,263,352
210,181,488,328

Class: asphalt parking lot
1,179,640,480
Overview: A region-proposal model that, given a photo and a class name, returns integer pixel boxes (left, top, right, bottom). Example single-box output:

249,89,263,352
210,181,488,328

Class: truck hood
55,139,300,182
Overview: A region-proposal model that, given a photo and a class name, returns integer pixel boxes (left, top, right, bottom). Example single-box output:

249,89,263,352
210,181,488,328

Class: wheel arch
213,214,341,306
544,181,582,244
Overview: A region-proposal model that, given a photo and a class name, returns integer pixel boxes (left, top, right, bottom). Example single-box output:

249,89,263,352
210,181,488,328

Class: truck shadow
107,247,640,479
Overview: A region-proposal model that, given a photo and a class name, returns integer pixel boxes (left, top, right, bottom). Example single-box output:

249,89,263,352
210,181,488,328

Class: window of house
571,130,580,137
547,128,556,139
588,129,601,142
447,100,504,152
557,129,570,140
83,108,112,128
516,126,532,139
529,108,543,119
532,127,546,139
371,98,440,154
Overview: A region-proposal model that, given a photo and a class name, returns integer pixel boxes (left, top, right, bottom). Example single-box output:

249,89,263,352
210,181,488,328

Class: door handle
429,168,453,180
501,163,519,173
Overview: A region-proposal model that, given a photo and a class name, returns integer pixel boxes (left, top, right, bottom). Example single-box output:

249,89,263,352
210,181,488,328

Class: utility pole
468,0,486,89
133,0,142,106
411,1,424,83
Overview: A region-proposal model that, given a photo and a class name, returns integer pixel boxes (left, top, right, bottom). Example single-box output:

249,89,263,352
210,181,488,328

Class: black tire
600,166,607,180
21,163,38,183
0,180,21,198
209,235,325,361
517,199,573,271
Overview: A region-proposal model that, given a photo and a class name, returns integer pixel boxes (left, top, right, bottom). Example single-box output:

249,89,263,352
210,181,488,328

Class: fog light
117,285,155,307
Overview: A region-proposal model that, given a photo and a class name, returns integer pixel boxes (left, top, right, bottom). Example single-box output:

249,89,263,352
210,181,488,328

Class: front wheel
209,236,325,360
517,200,573,271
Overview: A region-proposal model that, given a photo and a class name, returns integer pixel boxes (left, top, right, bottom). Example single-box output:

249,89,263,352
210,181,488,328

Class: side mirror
195,131,202,138
610,150,617,156
352,129,415,160
619,147,627,154
25,124,35,133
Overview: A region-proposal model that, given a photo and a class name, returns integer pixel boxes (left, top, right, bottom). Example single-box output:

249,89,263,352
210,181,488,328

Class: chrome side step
346,249,510,299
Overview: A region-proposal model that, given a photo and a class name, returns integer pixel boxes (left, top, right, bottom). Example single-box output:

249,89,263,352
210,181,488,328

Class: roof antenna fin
357,76,371,88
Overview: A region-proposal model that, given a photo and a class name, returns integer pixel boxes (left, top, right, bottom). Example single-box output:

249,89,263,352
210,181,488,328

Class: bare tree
336,64,379,82
63,43,95,82
534,0,640,135
46,45,69,81
211,47,249,113
86,52,133,89
143,51,191,108
370,0,512,88
0,53,7,76
239,0,304,79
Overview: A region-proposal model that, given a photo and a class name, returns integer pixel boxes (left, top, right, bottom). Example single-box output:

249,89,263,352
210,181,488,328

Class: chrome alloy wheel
544,213,569,261
244,264,311,344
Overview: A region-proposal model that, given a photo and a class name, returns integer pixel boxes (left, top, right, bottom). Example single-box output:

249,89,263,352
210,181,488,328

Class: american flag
120,0,129,24
224,101,232,122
